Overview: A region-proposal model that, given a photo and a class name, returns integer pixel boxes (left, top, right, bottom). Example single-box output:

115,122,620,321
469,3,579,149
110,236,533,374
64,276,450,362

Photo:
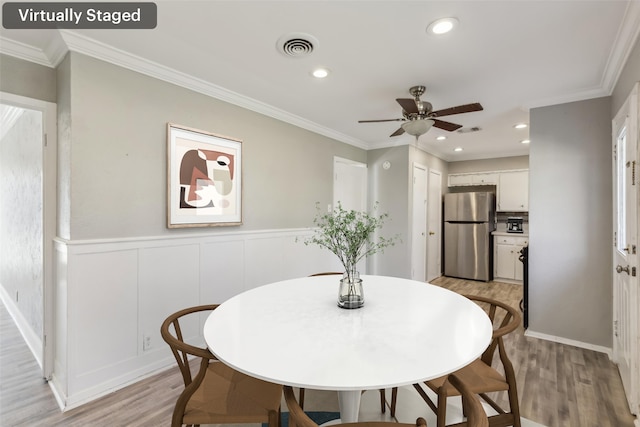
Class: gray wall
527,33,639,349
0,54,56,102
63,53,366,240
447,155,529,174
529,96,612,347
57,54,71,239
367,145,449,278
367,145,411,277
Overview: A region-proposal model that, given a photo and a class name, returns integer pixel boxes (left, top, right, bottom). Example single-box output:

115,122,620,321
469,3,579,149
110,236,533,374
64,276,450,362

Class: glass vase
337,271,364,309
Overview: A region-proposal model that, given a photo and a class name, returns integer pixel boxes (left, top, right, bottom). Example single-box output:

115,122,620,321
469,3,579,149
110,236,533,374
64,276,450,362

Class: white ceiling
2,1,639,161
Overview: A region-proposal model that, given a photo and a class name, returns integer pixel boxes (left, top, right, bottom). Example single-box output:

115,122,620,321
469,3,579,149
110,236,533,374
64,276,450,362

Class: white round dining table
203,275,492,423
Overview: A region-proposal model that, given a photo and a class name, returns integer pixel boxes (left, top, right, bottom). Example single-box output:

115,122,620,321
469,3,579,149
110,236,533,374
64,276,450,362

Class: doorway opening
0,92,56,380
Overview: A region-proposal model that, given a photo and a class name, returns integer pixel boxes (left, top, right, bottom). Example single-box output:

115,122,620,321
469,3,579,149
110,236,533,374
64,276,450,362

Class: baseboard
0,284,43,369
42,340,177,412
524,329,612,357
47,373,67,411
60,358,176,411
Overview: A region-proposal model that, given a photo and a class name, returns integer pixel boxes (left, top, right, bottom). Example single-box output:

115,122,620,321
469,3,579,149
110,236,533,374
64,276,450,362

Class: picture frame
167,123,242,228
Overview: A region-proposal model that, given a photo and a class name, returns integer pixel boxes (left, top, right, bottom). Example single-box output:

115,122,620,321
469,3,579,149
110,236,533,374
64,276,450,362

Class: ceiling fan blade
431,103,483,117
432,119,463,132
396,98,419,114
358,118,404,123
390,127,405,137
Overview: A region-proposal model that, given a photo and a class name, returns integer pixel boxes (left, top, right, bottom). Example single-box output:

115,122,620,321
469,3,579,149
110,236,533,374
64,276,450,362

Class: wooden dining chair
390,295,521,427
161,304,283,427
302,272,388,414
284,385,427,427
447,373,489,427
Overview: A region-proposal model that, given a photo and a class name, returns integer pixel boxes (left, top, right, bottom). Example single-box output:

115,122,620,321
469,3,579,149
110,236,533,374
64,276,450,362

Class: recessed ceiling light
454,147,463,152
521,139,530,144
436,135,447,141
311,68,330,78
427,17,458,35
514,123,528,129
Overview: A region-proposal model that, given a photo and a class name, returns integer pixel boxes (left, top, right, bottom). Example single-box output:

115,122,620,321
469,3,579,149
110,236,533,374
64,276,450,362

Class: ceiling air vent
277,33,318,58
457,126,482,134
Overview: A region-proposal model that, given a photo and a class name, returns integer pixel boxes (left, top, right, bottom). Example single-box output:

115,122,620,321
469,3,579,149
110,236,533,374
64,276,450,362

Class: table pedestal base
337,390,362,423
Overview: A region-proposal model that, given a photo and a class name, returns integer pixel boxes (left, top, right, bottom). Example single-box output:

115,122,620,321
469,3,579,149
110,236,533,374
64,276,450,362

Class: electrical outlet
143,334,152,351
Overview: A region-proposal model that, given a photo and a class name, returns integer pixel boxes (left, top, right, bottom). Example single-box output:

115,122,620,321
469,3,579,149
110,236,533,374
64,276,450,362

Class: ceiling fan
358,86,483,138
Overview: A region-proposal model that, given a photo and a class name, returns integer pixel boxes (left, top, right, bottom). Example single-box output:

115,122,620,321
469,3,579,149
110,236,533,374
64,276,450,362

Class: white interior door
612,82,639,415
427,169,442,281
411,163,428,281
333,157,367,212
333,157,368,273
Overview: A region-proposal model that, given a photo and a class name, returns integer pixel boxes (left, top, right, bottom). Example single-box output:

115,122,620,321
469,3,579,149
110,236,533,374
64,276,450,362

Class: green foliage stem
303,202,399,282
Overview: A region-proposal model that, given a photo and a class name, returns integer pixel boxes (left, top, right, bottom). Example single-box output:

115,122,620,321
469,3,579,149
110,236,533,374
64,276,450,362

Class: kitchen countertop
492,230,529,237
493,223,529,236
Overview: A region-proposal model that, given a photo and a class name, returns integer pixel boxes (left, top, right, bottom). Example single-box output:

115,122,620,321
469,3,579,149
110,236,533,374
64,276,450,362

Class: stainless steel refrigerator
444,192,495,281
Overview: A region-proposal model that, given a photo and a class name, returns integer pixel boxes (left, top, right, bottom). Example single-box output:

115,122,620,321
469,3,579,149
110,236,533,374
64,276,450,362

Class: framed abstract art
167,123,242,228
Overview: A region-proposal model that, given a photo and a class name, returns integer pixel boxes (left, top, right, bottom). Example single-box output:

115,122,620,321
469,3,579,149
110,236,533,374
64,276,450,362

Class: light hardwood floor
0,277,636,427
433,276,636,427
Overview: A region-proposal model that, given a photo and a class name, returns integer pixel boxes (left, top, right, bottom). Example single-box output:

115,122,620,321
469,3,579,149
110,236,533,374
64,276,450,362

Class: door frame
0,91,57,380
612,82,639,416
426,169,443,281
411,163,428,281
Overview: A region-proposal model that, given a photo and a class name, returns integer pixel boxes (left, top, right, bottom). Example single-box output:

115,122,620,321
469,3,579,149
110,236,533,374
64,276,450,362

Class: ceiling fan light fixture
402,119,434,136
427,17,458,35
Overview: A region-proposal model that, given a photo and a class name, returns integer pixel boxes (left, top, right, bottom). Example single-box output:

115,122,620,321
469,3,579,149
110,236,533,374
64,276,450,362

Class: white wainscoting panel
244,235,286,288
51,228,337,410
72,249,138,383
200,239,245,304
139,244,201,361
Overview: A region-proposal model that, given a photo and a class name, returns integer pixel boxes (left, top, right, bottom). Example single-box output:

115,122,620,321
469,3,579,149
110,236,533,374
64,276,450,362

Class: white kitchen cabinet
472,172,498,185
449,173,474,186
497,170,528,211
494,235,528,283
448,172,499,187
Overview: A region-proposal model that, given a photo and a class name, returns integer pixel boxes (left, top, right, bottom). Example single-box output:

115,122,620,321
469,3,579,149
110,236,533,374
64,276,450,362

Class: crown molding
367,135,412,150
601,0,640,95
45,34,69,67
523,1,640,111
57,30,368,150
0,36,53,67
522,85,610,111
